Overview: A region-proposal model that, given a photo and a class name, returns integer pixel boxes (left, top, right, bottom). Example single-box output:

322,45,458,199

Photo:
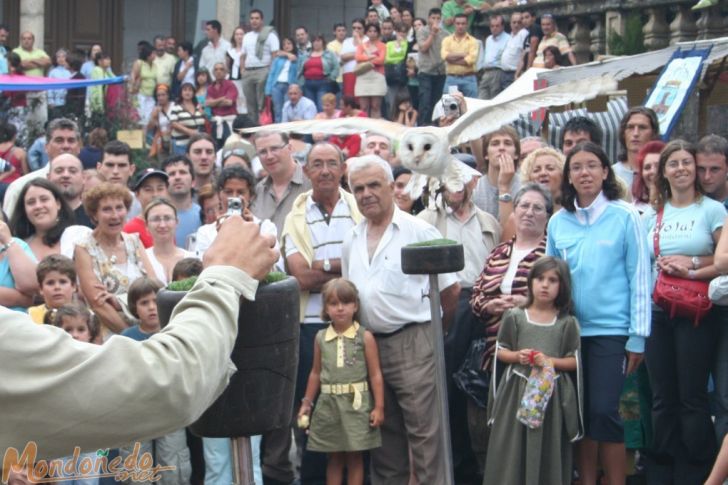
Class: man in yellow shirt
12,31,50,77
327,23,347,96
13,31,51,126
440,14,479,98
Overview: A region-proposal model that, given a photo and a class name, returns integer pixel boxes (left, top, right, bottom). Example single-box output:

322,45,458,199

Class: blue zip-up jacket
264,56,298,96
546,192,651,353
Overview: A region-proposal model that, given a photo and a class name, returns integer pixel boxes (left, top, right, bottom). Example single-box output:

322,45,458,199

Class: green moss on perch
167,276,198,291
407,238,458,248
263,272,287,284
166,272,286,291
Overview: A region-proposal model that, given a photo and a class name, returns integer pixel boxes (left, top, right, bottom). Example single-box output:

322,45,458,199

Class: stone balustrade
478,0,728,62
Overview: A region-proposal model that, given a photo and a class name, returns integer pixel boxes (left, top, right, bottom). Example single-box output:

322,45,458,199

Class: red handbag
652,208,712,326
259,96,273,125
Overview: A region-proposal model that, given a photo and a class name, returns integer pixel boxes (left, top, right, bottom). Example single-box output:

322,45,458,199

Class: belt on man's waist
448,72,475,77
373,321,428,338
245,66,268,70
321,381,369,410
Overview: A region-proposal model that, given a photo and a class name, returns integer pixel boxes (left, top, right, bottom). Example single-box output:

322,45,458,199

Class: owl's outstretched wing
238,117,409,138
445,74,617,146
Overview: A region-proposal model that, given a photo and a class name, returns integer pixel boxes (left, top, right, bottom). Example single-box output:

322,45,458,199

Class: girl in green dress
298,278,384,485
484,257,583,485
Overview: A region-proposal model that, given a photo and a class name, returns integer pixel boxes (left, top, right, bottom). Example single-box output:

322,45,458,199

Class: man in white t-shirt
499,13,529,92
199,20,231,74
339,19,366,98
241,9,280,124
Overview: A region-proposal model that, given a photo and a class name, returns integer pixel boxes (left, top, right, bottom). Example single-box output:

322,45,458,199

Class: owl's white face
397,128,450,177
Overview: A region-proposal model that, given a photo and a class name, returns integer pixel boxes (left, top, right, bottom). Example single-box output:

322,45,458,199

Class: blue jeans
171,139,188,155
271,82,289,123
417,73,446,126
443,75,478,98
303,78,334,112
203,437,232,485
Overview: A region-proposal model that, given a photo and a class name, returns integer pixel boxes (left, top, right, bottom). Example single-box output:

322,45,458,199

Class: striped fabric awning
511,97,629,164
547,97,629,164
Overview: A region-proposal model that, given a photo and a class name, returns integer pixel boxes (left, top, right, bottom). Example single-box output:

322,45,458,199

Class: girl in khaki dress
298,278,384,485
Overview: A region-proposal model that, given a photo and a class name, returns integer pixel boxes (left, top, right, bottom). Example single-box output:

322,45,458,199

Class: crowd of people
2,2,728,485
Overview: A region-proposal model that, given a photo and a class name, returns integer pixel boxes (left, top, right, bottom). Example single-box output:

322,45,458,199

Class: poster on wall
644,47,711,140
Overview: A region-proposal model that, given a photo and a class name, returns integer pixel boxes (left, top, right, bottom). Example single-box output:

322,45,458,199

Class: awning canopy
536,37,728,86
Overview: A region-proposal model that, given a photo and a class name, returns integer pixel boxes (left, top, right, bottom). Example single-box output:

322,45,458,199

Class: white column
19,0,45,48
217,0,240,40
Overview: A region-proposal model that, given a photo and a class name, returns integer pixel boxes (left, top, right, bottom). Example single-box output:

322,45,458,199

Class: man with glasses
252,131,311,233
281,142,361,484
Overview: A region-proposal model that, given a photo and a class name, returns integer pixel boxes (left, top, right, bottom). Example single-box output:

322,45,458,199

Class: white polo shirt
342,207,458,334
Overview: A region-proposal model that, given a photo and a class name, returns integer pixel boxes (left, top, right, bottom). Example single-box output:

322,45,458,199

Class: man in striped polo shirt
280,142,362,483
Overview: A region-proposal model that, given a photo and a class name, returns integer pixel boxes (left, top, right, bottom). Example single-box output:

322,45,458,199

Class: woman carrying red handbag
644,139,727,482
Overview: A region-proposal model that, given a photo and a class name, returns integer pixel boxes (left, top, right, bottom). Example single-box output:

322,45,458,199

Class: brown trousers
371,323,447,484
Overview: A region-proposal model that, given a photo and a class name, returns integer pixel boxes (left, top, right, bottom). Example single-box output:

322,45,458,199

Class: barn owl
241,74,617,198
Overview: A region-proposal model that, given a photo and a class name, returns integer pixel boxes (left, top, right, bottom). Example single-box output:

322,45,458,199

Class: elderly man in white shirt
342,155,460,484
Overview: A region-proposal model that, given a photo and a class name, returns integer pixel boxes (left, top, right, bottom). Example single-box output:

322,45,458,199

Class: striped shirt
470,236,546,371
169,103,207,144
284,195,357,323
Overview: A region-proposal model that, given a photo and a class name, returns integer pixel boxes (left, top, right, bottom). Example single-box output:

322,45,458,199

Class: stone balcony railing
479,0,728,63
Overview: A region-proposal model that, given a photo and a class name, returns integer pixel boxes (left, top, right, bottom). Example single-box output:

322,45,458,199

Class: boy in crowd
28,254,77,325
120,276,192,484
172,257,203,282
123,168,169,248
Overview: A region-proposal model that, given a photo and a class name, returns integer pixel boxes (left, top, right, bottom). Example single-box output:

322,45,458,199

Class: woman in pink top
355,23,387,119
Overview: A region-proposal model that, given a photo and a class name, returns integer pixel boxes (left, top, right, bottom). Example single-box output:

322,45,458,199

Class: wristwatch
692,256,700,270
498,193,513,203
323,258,331,272
0,239,15,254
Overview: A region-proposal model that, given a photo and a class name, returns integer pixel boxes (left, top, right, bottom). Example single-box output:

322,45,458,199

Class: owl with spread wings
241,75,617,198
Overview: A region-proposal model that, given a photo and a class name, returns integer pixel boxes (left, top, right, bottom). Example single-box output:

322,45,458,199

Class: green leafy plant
608,12,646,56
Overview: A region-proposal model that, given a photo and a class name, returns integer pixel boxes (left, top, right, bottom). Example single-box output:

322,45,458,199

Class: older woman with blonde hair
519,146,566,211
75,183,156,335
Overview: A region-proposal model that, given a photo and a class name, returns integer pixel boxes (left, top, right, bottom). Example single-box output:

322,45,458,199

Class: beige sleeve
0,265,257,460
